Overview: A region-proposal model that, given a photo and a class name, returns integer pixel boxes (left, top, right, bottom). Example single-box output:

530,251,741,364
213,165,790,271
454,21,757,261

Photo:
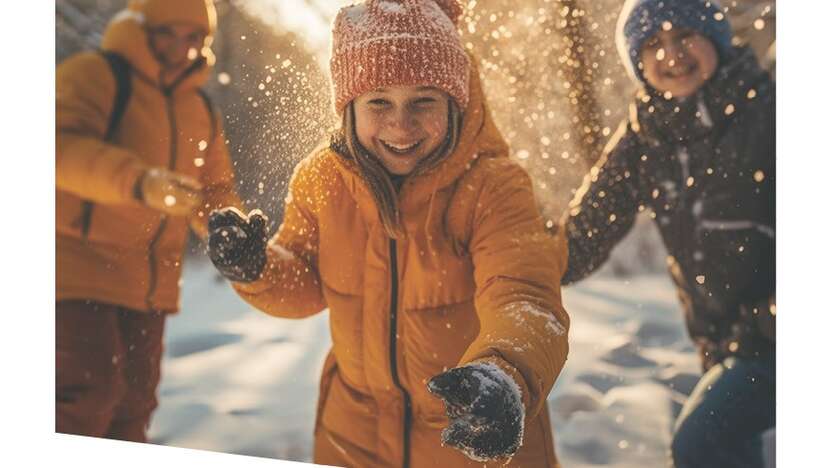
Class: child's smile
379,138,424,155
663,60,696,78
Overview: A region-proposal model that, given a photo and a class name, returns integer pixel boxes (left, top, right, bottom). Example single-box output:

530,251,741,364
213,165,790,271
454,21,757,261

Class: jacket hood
330,56,510,213
100,9,214,91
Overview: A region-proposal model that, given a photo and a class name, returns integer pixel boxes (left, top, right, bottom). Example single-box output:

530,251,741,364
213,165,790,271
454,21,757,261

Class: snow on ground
551,274,699,468
148,255,771,467
148,258,330,461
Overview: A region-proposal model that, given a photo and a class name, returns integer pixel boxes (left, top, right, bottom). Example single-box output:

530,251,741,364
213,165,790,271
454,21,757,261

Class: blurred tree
460,0,629,219
550,0,605,169
56,0,122,62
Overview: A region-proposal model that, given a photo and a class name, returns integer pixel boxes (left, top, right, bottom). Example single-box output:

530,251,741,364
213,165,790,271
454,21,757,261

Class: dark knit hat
616,0,733,84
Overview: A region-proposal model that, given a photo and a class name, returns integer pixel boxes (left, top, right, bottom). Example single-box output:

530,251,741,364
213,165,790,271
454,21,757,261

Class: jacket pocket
314,350,338,436
319,359,378,454
56,191,89,239
75,201,95,238
402,301,479,427
400,239,476,311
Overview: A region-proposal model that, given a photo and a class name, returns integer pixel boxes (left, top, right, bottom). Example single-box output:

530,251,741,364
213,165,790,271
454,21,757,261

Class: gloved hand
136,167,203,216
427,362,525,462
208,207,268,283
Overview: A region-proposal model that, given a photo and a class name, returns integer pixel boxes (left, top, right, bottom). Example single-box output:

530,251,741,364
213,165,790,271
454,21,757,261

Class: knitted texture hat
330,0,470,114
616,0,733,84
128,0,217,35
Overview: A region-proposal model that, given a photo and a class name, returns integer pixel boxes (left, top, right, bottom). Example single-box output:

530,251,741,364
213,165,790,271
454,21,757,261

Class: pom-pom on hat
330,0,471,114
616,0,733,84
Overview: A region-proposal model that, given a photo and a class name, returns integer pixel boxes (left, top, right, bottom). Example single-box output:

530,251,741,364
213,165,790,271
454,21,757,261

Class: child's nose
665,41,686,60
387,109,418,134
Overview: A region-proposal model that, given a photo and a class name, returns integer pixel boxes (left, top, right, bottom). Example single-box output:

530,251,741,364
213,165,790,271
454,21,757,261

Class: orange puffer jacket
233,64,570,467
56,10,240,313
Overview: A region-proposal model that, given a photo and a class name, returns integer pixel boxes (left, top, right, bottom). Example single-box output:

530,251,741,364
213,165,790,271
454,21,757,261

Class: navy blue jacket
561,47,775,370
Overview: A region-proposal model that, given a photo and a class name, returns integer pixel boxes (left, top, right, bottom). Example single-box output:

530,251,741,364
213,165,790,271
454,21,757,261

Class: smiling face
640,28,719,98
146,22,207,72
353,86,450,176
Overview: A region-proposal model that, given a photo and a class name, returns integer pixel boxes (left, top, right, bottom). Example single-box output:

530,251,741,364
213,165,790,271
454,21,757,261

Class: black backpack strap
75,51,133,238
100,51,132,141
197,88,218,151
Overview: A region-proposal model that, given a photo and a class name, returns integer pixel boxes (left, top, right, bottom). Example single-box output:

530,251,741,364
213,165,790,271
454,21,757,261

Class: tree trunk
552,0,605,169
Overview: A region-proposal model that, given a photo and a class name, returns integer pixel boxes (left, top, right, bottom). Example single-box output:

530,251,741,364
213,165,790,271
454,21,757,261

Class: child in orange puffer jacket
208,1,571,466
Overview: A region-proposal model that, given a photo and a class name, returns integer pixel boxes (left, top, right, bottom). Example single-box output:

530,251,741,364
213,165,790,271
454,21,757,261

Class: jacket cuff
231,251,280,295
119,159,149,206
132,169,146,202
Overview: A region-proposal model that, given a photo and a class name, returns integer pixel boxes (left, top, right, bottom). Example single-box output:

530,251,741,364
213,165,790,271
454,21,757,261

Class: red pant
56,300,166,442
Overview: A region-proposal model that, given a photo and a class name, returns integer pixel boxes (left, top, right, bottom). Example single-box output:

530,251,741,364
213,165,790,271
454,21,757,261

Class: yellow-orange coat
234,63,571,468
56,11,240,312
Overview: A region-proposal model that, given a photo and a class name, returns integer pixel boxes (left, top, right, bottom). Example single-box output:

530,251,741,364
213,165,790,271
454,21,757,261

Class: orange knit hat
128,0,217,35
330,0,470,114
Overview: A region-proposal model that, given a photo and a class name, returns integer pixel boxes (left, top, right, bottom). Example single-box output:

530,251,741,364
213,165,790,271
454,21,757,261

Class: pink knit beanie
330,0,471,114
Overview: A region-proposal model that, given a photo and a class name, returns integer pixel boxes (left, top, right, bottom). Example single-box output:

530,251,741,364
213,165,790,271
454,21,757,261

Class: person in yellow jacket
207,1,570,466
56,0,241,441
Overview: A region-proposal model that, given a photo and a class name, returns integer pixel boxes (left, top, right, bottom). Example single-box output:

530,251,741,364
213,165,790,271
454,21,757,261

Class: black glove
427,363,525,461
208,207,268,283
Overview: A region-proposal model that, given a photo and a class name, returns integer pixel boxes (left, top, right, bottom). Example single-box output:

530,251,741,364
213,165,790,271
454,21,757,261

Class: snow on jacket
56,10,240,312
232,63,571,467
561,46,774,370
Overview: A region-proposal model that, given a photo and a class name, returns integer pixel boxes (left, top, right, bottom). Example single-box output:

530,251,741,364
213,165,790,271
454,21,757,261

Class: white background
0,1,830,466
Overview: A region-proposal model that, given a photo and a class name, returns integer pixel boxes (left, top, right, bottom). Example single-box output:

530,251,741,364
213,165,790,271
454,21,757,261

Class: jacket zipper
144,90,178,310
389,238,412,468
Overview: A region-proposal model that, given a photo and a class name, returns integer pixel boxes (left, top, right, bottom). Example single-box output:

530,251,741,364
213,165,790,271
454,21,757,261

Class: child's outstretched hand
427,362,525,462
208,207,268,283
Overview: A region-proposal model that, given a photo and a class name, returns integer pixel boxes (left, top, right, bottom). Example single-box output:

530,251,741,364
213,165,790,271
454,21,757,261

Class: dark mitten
427,362,525,461
208,207,268,283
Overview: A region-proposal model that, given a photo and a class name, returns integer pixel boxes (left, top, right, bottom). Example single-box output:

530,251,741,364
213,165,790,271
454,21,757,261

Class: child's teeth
385,141,419,152
669,64,694,77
